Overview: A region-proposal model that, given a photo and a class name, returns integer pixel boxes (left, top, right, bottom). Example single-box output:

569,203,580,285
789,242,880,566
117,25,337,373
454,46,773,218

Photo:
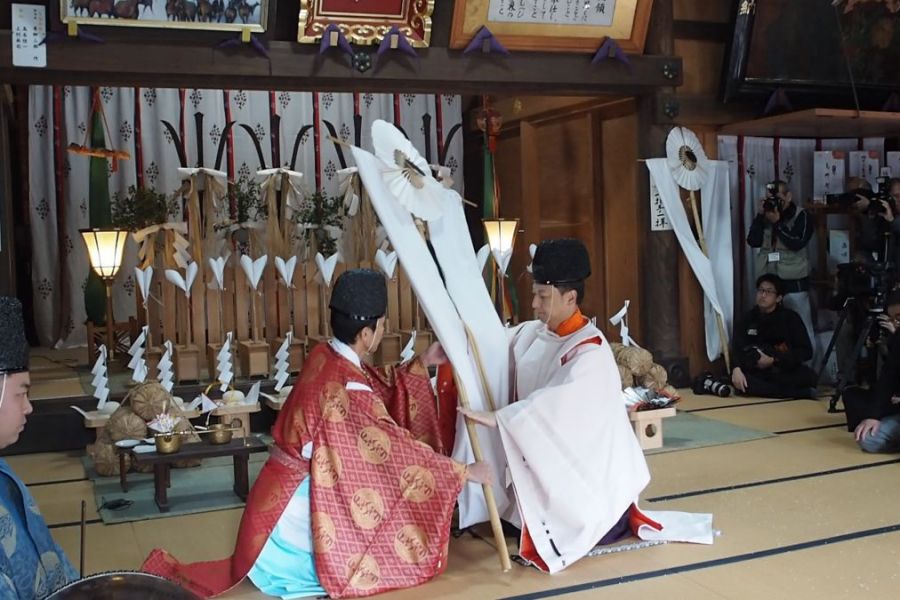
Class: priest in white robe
461,238,652,573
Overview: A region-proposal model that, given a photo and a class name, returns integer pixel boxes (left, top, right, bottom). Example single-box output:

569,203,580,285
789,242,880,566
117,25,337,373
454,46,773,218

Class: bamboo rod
453,369,512,572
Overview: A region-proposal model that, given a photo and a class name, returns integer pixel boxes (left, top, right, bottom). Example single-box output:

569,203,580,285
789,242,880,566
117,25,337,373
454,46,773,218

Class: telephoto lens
691,372,732,398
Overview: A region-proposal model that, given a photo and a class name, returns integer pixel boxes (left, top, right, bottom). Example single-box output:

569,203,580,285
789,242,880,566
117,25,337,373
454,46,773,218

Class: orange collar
555,309,588,336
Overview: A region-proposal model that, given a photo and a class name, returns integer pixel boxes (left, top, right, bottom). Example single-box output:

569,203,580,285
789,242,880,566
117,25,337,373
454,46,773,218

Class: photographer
747,180,815,349
731,274,818,399
845,290,900,453
852,177,900,268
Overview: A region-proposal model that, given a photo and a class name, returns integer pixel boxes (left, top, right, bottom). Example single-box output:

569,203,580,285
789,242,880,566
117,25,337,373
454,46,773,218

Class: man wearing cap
145,269,491,598
461,239,651,573
730,273,817,399
0,297,78,598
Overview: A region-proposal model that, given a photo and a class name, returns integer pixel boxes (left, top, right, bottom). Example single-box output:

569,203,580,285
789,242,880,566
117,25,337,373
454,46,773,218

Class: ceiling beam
0,34,682,96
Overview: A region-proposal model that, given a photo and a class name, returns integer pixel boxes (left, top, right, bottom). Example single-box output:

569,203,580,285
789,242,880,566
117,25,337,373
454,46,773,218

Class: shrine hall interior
3,0,900,599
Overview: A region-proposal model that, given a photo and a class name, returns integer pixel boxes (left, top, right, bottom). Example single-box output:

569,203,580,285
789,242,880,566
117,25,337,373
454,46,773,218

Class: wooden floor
8,390,899,600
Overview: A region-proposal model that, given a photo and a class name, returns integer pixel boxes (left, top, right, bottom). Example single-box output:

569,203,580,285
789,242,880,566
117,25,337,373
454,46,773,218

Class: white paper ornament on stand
127,326,150,383
90,345,110,410
157,341,175,393
273,332,293,392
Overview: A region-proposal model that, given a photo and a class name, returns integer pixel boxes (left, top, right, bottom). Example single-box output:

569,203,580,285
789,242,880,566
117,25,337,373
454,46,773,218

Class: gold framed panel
449,0,653,53
60,0,270,33
297,0,434,47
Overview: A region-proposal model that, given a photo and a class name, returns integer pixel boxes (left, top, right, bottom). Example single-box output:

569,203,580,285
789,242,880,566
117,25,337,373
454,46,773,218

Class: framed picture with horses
60,0,271,33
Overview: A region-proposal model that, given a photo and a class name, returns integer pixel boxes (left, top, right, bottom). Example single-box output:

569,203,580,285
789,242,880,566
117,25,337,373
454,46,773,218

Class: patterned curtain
28,86,464,348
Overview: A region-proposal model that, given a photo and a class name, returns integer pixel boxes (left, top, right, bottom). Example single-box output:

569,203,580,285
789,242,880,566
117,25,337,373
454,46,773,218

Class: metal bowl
154,433,182,454
207,423,233,445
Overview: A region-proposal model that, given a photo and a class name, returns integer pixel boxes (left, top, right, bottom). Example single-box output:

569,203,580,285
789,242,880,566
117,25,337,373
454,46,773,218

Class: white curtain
27,86,464,348
717,135,740,318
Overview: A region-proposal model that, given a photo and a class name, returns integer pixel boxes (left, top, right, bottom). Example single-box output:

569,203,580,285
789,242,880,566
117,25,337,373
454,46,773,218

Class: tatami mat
7,389,899,599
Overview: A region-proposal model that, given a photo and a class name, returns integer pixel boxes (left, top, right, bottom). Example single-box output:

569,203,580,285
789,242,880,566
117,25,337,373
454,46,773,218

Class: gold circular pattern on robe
346,553,381,591
394,524,429,565
350,487,386,530
311,512,337,554
311,446,342,488
357,426,392,465
253,481,283,513
408,398,419,420
320,381,350,423
399,465,436,503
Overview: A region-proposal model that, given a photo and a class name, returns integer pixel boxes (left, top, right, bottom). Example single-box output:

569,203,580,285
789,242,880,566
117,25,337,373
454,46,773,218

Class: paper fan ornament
665,126,710,192
371,120,445,222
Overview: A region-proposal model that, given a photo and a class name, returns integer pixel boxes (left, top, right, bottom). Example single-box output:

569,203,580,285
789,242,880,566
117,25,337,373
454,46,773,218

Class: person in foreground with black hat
144,269,491,599
730,273,817,399
0,297,78,598
460,239,652,573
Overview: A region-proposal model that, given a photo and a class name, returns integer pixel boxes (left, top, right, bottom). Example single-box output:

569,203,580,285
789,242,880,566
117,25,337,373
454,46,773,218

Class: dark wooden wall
490,97,643,342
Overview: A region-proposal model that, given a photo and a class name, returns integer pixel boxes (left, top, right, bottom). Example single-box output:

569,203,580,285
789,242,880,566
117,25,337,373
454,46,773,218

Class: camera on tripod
763,182,783,213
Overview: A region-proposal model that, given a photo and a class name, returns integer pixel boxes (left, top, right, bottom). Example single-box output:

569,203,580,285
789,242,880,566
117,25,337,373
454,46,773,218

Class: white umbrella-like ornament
372,120,446,222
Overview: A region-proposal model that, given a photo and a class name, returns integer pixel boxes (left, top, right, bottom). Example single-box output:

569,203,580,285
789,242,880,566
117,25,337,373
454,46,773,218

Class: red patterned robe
143,343,465,598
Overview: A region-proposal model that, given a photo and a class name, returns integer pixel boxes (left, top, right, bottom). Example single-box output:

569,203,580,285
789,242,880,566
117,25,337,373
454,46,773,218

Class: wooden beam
672,19,731,43
0,34,682,96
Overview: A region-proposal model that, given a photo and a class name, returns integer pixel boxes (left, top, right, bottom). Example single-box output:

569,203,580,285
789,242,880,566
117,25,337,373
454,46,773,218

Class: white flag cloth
646,159,733,361
351,144,513,528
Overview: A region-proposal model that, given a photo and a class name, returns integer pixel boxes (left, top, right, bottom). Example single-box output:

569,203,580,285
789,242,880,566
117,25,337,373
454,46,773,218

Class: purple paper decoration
319,24,353,56
463,26,509,55
591,37,630,70
216,33,270,59
374,26,418,67
41,30,104,45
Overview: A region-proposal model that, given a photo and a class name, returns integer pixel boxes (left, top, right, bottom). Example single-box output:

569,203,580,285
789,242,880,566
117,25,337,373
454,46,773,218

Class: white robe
496,320,650,574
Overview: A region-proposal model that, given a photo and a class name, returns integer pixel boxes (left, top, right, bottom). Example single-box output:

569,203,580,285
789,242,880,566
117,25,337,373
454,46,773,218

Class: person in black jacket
845,290,900,453
730,274,818,399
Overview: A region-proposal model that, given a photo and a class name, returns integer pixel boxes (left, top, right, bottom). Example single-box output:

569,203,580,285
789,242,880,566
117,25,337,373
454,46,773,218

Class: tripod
818,297,883,413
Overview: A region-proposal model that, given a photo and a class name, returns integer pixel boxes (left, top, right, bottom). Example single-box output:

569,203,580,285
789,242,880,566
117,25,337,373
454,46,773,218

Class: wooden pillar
637,0,689,387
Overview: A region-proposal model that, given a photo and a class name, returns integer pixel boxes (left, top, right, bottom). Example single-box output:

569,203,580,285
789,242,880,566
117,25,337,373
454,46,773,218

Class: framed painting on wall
297,0,434,46
724,0,900,104
60,0,270,33
449,0,654,53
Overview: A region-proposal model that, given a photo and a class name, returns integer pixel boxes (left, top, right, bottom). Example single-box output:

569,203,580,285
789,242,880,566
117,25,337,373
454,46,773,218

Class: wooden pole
79,500,86,577
686,190,732,371
454,370,511,572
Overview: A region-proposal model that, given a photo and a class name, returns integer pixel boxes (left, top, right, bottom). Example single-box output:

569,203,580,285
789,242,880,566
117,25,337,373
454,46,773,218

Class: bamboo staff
453,366,511,572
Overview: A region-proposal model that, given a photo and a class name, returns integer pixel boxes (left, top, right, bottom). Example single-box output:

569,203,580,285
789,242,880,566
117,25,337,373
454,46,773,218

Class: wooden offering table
130,437,268,512
629,407,677,450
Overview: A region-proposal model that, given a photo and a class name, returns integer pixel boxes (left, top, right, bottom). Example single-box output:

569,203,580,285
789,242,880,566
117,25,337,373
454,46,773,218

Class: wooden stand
629,407,676,450
238,340,270,378
270,336,307,374
211,402,261,438
145,345,162,380
173,344,201,384
375,332,403,365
